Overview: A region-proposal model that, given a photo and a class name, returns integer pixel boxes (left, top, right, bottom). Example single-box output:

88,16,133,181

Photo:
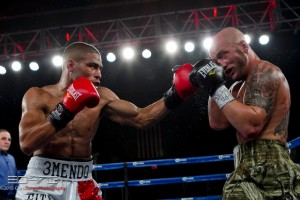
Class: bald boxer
189,27,300,199
16,42,198,200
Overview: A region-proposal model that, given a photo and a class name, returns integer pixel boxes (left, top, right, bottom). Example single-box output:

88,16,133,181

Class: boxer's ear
66,60,75,72
238,40,249,54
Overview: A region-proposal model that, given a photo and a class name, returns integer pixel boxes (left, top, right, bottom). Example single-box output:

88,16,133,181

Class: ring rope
17,136,300,199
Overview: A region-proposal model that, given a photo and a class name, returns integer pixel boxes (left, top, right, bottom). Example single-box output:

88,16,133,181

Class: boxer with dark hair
189,27,300,199
16,42,197,200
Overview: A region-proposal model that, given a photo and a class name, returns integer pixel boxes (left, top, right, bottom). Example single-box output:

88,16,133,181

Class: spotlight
106,52,116,62
142,49,152,59
122,47,135,60
259,34,269,45
165,40,178,54
202,37,213,51
184,42,195,52
244,34,251,44
12,61,22,72
0,66,6,75
29,62,39,71
52,55,63,67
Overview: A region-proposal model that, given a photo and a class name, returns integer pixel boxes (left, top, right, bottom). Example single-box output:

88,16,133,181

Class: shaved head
209,27,246,57
62,42,100,69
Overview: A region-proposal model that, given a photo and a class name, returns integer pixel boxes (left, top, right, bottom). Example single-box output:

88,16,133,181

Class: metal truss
0,0,299,61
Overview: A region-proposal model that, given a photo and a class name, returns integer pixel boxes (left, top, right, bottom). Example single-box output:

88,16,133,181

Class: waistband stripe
43,161,90,179
25,156,93,181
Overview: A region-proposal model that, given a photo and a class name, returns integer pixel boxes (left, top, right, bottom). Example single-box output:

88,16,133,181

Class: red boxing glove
173,64,198,99
163,64,198,109
48,77,100,130
62,77,100,113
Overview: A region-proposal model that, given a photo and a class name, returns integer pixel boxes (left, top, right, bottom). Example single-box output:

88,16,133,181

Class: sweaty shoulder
24,87,49,100
260,61,290,96
245,60,289,110
258,60,284,77
97,86,120,104
22,86,58,110
250,61,284,87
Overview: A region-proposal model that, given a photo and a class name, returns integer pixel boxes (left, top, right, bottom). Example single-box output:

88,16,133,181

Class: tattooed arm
220,62,281,142
208,81,244,130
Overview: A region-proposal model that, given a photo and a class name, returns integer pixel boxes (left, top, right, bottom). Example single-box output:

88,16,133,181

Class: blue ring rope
94,154,234,170
16,136,300,199
98,173,229,188
287,136,300,149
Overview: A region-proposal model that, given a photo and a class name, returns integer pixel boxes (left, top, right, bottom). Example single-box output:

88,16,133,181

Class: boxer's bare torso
20,85,114,158
231,61,290,144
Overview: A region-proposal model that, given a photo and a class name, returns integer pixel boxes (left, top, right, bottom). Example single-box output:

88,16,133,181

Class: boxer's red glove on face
163,64,198,109
48,77,100,130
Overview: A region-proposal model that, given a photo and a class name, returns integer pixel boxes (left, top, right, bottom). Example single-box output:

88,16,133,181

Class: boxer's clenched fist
163,64,198,109
48,77,100,130
189,58,225,96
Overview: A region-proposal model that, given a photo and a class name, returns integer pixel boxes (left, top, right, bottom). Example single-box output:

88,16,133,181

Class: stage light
184,42,195,52
12,61,22,72
106,52,116,62
52,55,63,67
202,37,213,51
29,62,39,71
122,47,135,60
165,40,178,54
0,66,6,75
259,34,269,45
244,34,251,44
142,49,151,59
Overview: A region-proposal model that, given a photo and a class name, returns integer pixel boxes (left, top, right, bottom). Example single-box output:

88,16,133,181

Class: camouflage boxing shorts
223,140,300,200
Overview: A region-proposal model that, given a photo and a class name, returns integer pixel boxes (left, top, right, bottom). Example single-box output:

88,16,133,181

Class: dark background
0,1,300,199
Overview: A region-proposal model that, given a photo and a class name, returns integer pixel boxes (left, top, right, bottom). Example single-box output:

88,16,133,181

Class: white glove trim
212,85,235,109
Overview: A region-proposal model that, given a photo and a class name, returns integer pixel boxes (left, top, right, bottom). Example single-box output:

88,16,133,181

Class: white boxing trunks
15,156,102,200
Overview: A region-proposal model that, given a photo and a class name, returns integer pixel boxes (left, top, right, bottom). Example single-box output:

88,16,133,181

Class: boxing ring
96,136,300,199
18,136,300,199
